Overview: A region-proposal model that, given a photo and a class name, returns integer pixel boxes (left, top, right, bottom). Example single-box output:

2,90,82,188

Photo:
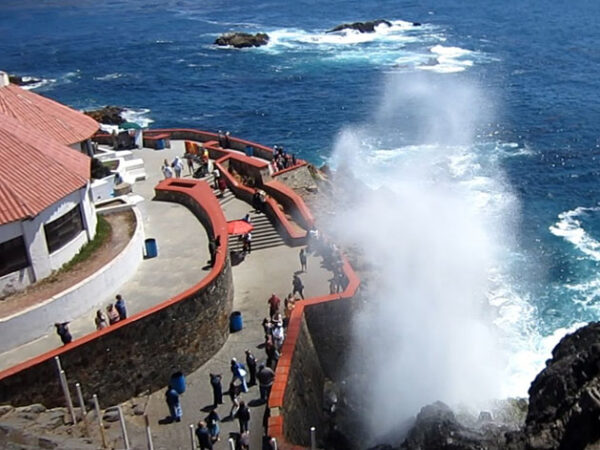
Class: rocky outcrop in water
327,20,392,33
7,74,41,87
214,32,269,48
84,106,125,125
381,322,600,450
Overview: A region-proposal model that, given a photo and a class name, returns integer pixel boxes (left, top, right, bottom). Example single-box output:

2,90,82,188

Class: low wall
0,180,232,407
0,208,144,354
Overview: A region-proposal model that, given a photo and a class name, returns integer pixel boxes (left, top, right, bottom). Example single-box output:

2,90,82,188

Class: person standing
242,232,252,254
292,274,305,299
245,349,257,386
54,322,72,345
209,373,223,406
299,248,307,272
195,421,213,450
106,304,120,325
165,387,182,422
235,400,250,434
228,380,240,419
267,293,281,318
171,156,183,178
115,294,127,320
257,364,275,402
205,409,220,443
162,159,174,179
94,310,108,330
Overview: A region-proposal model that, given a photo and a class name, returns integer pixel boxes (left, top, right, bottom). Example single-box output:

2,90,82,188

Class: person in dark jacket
195,421,213,450
209,373,223,406
235,400,250,434
165,387,182,422
54,322,72,345
245,349,257,386
115,294,127,320
205,409,220,442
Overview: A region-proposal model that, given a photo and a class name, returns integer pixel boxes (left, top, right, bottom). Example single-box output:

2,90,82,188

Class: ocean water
2,0,600,400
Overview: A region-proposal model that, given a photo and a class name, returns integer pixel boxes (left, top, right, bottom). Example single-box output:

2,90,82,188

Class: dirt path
0,211,135,318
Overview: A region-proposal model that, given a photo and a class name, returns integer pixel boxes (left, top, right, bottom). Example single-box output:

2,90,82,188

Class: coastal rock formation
7,74,41,87
84,105,125,125
214,32,269,48
327,20,392,33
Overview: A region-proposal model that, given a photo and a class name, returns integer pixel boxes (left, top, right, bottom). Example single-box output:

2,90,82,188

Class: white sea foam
94,73,124,81
549,207,600,260
120,108,154,128
418,44,475,73
21,77,56,90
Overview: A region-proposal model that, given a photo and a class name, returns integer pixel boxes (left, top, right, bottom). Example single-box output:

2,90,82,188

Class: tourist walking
265,336,279,369
228,380,240,419
209,373,223,406
195,421,213,450
106,304,120,325
235,400,250,434
94,310,108,330
54,322,72,345
299,248,307,272
115,294,127,320
161,159,174,179
292,274,305,299
165,386,182,423
257,364,275,401
171,156,183,177
205,409,220,442
245,349,257,386
230,358,248,393
242,232,252,254
272,320,285,351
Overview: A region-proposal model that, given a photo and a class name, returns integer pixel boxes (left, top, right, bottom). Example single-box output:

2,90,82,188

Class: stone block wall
303,297,357,381
281,316,327,446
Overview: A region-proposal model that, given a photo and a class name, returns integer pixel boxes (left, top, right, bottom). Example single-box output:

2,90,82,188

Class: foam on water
549,207,600,260
120,108,154,128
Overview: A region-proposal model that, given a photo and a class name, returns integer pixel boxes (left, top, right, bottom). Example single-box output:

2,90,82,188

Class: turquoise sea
2,0,600,412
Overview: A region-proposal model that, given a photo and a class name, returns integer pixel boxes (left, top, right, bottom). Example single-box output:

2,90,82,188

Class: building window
0,236,29,277
44,205,84,253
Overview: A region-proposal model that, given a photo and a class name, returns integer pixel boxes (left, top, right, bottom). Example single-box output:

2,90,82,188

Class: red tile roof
0,84,98,146
0,113,90,225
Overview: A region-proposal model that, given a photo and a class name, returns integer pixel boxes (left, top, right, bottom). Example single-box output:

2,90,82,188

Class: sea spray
326,73,520,438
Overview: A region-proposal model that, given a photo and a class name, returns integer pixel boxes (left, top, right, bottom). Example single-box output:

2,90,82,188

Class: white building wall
0,206,145,353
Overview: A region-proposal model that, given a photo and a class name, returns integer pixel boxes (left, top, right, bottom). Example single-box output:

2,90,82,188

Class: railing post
93,394,108,449
189,424,195,450
228,437,236,450
310,426,316,450
75,383,89,435
59,369,77,424
117,405,130,450
145,415,154,450
270,437,278,450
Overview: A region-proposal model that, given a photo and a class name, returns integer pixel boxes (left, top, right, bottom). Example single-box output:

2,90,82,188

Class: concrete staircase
227,213,285,252
198,173,286,252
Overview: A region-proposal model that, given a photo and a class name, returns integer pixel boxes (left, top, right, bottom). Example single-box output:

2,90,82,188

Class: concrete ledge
0,207,145,354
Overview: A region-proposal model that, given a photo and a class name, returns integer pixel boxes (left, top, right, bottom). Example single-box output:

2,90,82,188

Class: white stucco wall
0,206,145,353
0,185,97,292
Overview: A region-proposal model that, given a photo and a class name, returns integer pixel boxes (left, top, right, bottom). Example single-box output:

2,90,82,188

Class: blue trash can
155,138,165,150
170,371,186,394
230,311,243,332
145,238,158,258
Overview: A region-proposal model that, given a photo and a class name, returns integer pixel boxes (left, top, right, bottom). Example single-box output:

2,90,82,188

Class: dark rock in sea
327,19,392,33
84,106,125,125
8,74,41,87
214,32,269,48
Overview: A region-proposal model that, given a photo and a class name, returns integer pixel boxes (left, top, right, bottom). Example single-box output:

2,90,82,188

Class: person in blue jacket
165,387,181,422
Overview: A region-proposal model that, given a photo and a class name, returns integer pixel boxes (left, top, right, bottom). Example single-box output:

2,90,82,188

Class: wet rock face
327,20,392,33
214,32,269,48
84,106,125,125
8,74,41,86
524,321,600,450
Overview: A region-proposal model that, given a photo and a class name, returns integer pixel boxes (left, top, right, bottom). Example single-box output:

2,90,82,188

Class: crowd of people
269,145,298,173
